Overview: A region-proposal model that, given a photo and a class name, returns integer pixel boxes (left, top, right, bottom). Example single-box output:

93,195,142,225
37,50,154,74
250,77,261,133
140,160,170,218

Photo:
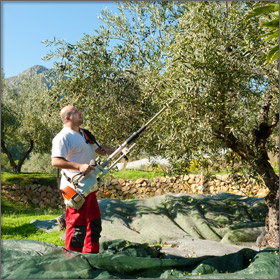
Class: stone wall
96,174,269,200
1,174,269,208
1,184,65,208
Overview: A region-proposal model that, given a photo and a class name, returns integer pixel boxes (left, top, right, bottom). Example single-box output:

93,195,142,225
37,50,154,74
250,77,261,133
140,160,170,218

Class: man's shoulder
53,127,75,141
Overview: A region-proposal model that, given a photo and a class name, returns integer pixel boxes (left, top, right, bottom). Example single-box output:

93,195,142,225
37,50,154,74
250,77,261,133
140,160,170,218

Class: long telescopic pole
100,102,171,168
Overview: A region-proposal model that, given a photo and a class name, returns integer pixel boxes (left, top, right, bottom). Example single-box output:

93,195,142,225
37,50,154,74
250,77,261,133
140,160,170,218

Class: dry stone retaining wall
1,184,65,208
1,174,269,208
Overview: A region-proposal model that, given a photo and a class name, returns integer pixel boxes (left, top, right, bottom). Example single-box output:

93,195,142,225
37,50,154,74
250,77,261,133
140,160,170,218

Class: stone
118,179,126,185
46,192,53,199
188,176,196,184
159,177,167,183
31,198,38,204
210,186,215,193
135,178,145,184
2,174,269,207
21,195,28,202
45,199,51,205
111,179,119,185
39,202,45,208
142,181,148,187
155,189,162,196
122,186,130,192
40,191,47,198
129,188,137,194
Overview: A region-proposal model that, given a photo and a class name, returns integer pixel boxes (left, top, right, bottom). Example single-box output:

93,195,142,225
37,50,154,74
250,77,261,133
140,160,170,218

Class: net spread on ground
1,193,279,279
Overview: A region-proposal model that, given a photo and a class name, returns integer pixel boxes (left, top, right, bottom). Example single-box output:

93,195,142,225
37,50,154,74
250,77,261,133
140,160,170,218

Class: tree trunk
1,139,18,172
16,140,34,173
215,126,279,248
1,138,34,173
255,157,279,248
260,189,279,248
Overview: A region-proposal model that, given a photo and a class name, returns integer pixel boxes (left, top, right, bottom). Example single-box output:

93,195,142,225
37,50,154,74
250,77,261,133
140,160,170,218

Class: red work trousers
65,191,102,254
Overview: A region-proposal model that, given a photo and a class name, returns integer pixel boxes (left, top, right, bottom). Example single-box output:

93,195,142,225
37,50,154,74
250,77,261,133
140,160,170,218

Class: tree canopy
1,74,55,172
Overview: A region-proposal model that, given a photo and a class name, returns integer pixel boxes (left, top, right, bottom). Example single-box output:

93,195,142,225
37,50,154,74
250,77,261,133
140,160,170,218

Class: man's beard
74,117,83,126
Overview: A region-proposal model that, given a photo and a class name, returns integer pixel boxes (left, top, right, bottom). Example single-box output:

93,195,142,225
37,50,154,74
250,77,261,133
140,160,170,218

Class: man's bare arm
52,157,95,174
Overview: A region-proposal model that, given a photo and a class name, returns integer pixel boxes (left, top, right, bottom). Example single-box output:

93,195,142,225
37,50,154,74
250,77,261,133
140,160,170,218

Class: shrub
1,153,12,172
22,153,57,174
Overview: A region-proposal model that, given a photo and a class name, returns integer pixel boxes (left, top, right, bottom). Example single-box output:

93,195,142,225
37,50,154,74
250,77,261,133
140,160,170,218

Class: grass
109,169,165,181
1,171,57,186
1,197,65,246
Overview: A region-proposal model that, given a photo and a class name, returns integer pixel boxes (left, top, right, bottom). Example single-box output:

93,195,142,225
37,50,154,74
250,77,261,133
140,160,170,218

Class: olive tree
42,1,278,247
43,36,144,146
151,1,278,247
42,2,184,147
1,74,55,173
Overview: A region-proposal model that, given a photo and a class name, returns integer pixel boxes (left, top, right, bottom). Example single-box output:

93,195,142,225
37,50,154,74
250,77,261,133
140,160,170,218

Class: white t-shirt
52,126,98,190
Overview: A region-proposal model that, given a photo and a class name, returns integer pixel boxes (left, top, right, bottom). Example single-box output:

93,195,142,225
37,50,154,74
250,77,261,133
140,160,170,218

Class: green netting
98,193,267,247
1,239,279,279
2,193,277,279
31,193,268,248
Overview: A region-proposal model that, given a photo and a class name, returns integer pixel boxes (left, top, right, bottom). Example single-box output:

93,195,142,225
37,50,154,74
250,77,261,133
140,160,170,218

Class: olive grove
42,1,279,247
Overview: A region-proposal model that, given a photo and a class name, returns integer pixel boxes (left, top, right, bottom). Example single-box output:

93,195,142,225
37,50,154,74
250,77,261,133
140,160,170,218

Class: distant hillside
5,65,50,87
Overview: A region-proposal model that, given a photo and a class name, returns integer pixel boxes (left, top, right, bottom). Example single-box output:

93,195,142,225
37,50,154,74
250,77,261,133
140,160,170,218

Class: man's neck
64,123,81,134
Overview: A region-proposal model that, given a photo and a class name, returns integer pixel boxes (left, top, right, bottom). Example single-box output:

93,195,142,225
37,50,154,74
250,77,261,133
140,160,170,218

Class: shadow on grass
1,223,40,237
1,172,57,186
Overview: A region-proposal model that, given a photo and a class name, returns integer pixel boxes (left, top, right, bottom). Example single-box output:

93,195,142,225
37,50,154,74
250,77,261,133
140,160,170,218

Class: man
52,105,115,254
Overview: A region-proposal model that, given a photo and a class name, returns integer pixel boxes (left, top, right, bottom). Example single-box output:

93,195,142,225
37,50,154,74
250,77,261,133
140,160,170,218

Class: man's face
69,106,83,126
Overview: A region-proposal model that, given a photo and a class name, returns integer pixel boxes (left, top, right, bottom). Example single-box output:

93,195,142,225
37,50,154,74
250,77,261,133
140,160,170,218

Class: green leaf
245,4,277,21
266,45,279,63
263,31,279,41
257,30,279,40
260,19,279,29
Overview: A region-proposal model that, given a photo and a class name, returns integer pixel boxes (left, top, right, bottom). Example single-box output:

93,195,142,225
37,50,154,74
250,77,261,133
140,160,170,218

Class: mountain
5,65,50,87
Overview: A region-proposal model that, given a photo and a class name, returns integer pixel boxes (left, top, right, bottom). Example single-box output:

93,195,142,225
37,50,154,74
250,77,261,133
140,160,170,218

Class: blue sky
1,1,120,78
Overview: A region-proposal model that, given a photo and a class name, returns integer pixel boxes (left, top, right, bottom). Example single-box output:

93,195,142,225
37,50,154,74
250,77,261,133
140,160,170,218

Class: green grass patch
1,214,65,246
1,197,65,246
109,169,165,181
1,195,37,214
1,172,57,186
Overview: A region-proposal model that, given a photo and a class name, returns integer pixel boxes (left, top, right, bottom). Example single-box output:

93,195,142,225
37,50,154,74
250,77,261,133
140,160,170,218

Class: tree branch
1,138,17,172
213,123,254,161
261,94,272,123
17,139,34,173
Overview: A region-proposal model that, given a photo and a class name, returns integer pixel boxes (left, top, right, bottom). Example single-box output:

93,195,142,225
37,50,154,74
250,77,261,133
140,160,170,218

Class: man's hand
79,164,95,175
52,157,96,174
